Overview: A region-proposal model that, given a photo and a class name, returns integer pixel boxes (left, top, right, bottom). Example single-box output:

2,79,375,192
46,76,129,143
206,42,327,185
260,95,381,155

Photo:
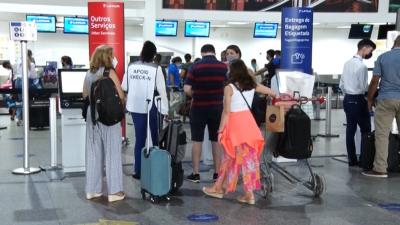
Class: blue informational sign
281,7,313,74
185,21,210,37
64,17,88,34
254,23,278,38
26,15,56,33
155,20,178,37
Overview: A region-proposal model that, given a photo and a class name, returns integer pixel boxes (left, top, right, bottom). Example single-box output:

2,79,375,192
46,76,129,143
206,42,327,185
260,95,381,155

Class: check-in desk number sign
9,22,37,41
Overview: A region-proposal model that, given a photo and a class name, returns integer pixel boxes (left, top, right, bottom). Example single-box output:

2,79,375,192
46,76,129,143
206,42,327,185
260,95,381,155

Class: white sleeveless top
229,83,255,112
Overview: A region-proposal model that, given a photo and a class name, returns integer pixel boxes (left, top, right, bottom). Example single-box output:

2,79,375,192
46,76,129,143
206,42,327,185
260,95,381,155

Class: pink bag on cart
0,79,12,89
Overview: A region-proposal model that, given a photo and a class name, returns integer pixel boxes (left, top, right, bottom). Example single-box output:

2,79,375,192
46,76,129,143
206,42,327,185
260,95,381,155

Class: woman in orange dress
203,59,276,204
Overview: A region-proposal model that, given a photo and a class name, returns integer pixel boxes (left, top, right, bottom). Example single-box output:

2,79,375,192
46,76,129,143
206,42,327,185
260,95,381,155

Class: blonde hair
89,45,114,73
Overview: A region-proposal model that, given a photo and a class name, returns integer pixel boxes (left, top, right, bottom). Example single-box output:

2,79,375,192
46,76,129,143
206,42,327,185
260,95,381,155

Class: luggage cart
260,96,326,198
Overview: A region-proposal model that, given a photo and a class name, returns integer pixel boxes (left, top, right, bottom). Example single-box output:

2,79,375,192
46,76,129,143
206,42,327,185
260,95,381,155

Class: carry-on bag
276,104,313,159
29,99,50,129
360,132,375,171
388,133,400,172
159,119,187,163
140,99,172,203
156,97,185,193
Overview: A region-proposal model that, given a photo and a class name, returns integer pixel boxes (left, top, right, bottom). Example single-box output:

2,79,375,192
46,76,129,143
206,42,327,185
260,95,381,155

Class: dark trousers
343,95,371,164
131,104,159,175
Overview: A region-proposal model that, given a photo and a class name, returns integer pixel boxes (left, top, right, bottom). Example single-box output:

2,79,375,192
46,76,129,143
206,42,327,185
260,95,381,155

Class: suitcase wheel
150,195,158,204
141,189,146,200
312,173,325,197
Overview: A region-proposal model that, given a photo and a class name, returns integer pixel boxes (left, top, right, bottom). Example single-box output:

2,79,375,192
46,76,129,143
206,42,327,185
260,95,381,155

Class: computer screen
378,24,396,40
64,17,88,34
155,20,178,37
26,15,56,33
185,21,210,37
59,70,87,95
348,24,373,39
254,22,278,38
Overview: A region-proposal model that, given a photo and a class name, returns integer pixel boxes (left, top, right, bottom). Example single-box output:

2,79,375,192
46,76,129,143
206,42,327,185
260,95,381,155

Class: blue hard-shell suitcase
140,99,172,203
141,146,172,202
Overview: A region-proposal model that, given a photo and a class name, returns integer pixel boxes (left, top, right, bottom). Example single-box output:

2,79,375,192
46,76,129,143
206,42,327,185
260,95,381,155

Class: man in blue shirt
363,35,400,178
168,56,182,89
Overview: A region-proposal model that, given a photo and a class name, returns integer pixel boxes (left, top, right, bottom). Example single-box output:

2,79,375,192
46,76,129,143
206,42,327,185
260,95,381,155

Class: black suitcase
388,133,400,172
360,132,375,171
159,119,186,193
29,100,49,129
276,104,313,159
159,120,187,163
170,161,184,194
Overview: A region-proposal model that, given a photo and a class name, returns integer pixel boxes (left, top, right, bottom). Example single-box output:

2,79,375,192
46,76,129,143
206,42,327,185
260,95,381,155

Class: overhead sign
9,21,37,41
88,2,124,81
281,7,313,75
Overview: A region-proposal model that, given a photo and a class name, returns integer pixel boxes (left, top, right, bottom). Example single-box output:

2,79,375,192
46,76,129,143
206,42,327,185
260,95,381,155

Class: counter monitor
26,15,56,33
185,21,210,37
155,20,178,37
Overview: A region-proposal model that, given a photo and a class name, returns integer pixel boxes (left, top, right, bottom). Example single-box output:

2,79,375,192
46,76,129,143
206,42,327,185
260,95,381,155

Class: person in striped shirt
184,44,228,183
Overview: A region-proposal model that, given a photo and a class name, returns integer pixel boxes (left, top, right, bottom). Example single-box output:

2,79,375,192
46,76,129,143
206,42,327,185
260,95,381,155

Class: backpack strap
90,81,97,126
90,67,110,125
103,68,111,77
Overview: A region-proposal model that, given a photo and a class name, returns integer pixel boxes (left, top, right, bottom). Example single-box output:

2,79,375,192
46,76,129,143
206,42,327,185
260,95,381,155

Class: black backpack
90,68,124,126
276,104,313,159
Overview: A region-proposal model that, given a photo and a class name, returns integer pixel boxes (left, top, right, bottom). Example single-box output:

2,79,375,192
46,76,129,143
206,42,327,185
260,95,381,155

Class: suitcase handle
145,99,151,158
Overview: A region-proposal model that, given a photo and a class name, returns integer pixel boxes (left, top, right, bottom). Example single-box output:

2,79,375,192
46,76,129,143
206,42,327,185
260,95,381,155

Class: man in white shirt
339,39,376,167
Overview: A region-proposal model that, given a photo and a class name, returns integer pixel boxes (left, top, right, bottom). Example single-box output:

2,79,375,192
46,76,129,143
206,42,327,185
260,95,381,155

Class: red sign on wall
88,1,126,139
88,1,125,81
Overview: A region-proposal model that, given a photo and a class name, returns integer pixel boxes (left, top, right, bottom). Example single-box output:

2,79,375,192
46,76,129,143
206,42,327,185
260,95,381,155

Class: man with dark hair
122,41,169,179
254,49,276,86
184,44,228,183
363,36,400,178
180,53,193,82
168,56,183,88
339,38,376,167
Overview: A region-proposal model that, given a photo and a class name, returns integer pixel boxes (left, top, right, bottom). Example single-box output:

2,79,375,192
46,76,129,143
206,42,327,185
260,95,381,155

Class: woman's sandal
237,195,255,205
202,187,224,199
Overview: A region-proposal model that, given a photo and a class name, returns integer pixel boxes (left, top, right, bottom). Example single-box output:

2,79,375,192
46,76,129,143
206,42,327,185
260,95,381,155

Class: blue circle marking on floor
187,214,219,222
378,203,400,211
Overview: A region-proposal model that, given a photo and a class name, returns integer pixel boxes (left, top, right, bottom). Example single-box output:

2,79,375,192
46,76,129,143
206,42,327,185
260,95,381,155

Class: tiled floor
0,109,400,225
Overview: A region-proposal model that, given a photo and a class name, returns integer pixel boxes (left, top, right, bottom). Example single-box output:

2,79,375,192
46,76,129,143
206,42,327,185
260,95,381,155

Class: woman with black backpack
82,45,125,202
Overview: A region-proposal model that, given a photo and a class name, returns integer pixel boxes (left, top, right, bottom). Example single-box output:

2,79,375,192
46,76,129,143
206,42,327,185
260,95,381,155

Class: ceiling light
227,22,249,25
337,26,351,29
211,25,229,28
